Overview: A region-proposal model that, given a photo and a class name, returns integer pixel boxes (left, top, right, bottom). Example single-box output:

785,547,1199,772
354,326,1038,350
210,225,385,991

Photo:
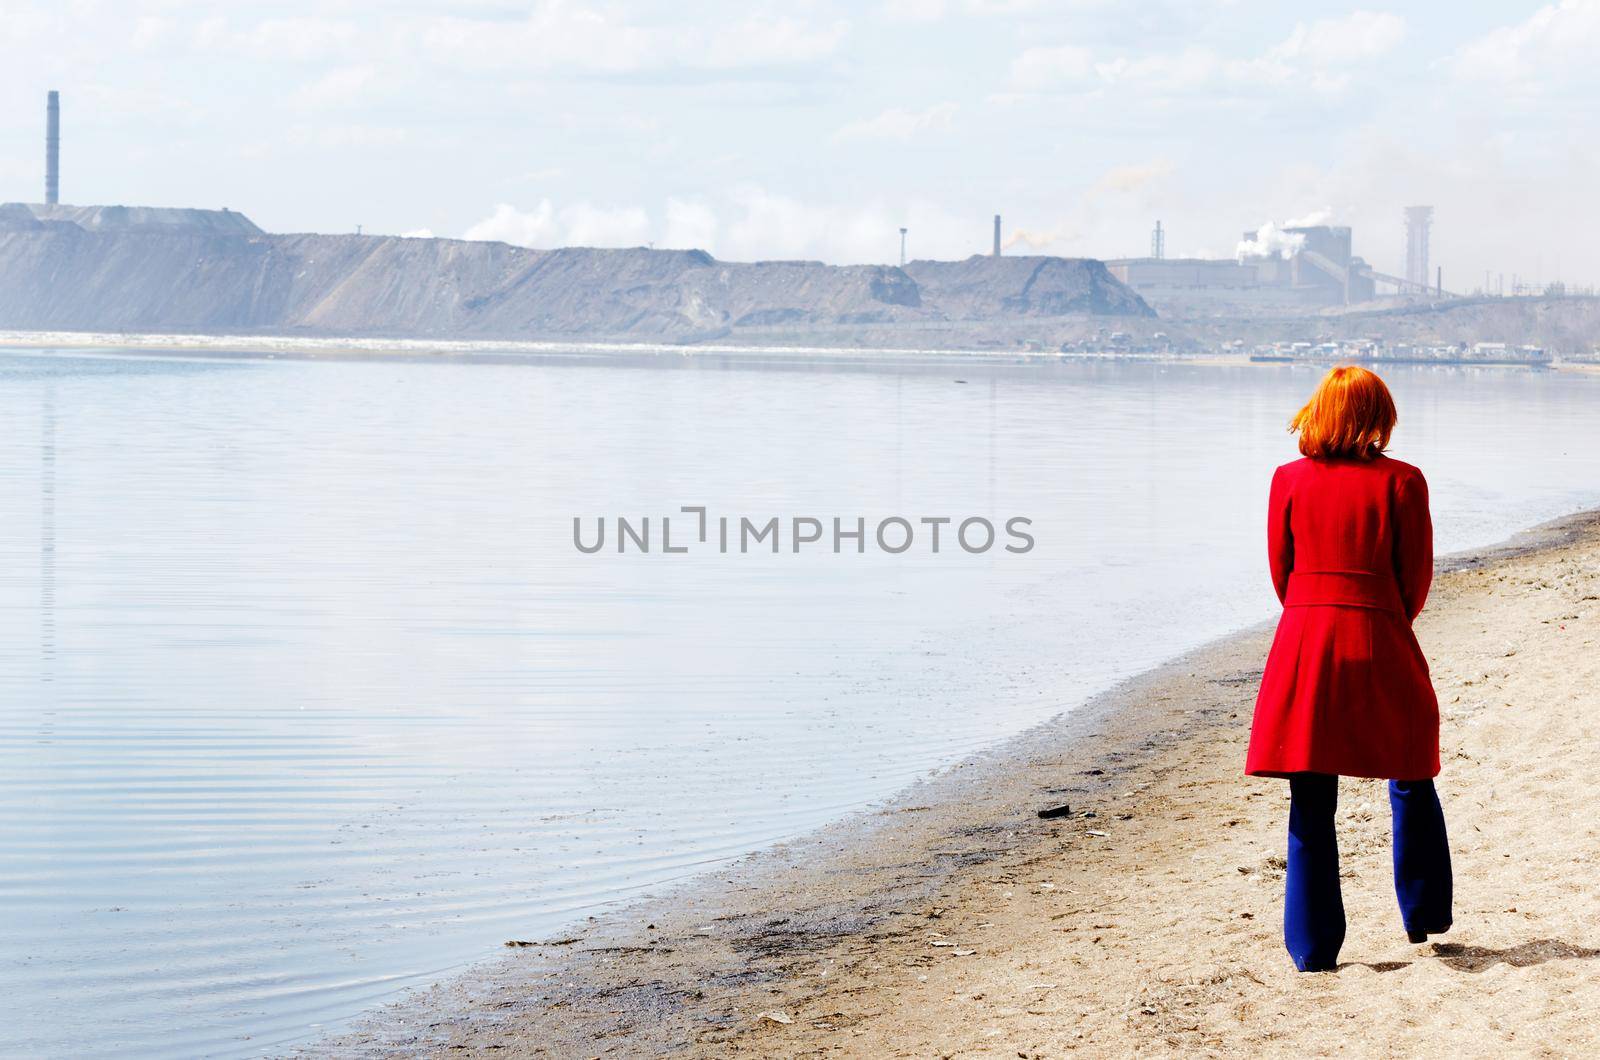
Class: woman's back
1269,454,1432,623
1280,457,1402,568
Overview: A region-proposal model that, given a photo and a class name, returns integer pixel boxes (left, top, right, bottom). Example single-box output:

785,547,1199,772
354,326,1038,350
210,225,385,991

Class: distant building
1111,223,1384,307
1105,258,1258,289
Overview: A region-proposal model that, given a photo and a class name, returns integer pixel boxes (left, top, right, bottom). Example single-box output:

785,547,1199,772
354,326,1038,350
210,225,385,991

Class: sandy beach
319,509,1600,1058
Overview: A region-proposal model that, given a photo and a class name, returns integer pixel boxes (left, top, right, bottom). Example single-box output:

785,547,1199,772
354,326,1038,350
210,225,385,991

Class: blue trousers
1284,773,1452,971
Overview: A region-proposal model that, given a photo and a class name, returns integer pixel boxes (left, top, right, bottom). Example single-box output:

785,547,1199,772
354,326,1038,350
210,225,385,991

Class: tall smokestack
45,90,60,206
993,214,1001,257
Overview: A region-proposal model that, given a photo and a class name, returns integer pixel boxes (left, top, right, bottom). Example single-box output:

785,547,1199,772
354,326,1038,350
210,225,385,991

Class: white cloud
239,120,406,158
283,123,409,149
195,15,361,63
290,66,378,110
73,82,206,123
137,3,849,80
464,200,651,249
1450,0,1600,89
833,102,958,143
1009,45,1096,91
396,4,847,77
1272,11,1405,65
662,199,718,251
462,190,982,264
1284,207,1334,229
404,5,658,74
1010,10,1404,97
505,168,567,186
1259,10,1405,93
882,0,947,20
883,0,1052,20
1094,48,1227,93
700,14,849,68
967,0,1051,11
1091,160,1174,196
563,202,652,246
467,202,558,246
720,187,899,261
130,16,172,51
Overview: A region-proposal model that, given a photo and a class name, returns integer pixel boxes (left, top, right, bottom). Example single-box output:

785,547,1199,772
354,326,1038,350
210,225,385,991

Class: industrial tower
1404,206,1432,289
45,90,60,205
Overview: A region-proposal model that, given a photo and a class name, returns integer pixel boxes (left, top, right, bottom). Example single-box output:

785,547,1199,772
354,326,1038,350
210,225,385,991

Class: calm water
3,350,1597,1057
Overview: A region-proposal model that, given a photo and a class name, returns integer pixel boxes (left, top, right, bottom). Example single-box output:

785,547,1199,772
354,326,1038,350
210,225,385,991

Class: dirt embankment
0,203,1152,342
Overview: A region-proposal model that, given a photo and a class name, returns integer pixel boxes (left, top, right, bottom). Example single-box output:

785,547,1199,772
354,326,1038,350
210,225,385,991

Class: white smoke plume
1284,207,1333,228
1003,226,1080,252
1236,221,1307,260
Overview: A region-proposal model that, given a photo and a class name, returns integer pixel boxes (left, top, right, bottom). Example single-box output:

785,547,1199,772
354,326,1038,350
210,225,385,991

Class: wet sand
314,510,1600,1058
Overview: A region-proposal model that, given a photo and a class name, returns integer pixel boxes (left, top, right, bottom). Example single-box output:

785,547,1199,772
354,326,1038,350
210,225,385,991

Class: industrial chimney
992,214,1001,257
45,90,60,206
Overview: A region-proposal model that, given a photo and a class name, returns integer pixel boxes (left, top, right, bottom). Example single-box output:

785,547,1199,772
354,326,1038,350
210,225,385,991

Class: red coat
1246,455,1440,780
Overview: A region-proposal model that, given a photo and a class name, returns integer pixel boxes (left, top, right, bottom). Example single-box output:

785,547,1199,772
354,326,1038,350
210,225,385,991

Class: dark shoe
1406,922,1451,944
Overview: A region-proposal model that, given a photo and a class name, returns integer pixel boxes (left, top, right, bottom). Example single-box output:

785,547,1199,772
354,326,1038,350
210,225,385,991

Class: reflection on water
1,351,1596,1057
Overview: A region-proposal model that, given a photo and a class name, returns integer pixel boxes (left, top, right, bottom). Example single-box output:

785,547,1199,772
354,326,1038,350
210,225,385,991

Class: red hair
1289,365,1397,460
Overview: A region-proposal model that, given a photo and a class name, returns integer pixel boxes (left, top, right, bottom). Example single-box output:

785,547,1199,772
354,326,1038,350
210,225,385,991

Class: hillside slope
905,255,1152,318
0,203,1153,341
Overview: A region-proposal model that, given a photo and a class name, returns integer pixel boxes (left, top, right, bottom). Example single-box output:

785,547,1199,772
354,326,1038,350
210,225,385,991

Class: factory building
1260,224,1378,304
1105,258,1260,290
1109,222,1391,308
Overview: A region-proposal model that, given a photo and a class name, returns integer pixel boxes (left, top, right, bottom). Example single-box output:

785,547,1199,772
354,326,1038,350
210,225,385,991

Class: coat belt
1284,570,1404,612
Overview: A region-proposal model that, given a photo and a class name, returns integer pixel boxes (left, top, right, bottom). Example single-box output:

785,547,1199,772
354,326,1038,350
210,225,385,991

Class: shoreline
0,328,1170,368
310,507,1600,1057
0,330,1581,373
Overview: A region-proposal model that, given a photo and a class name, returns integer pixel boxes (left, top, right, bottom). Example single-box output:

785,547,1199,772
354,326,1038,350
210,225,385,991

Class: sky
1,1,1597,289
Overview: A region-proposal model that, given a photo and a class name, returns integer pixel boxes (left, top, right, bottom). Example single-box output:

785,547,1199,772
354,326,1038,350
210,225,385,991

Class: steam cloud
1003,227,1080,252
1284,207,1333,228
1236,221,1307,260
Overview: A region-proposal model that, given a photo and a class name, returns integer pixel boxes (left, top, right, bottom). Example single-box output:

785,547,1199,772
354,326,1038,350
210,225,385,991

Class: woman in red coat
1247,365,1451,972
